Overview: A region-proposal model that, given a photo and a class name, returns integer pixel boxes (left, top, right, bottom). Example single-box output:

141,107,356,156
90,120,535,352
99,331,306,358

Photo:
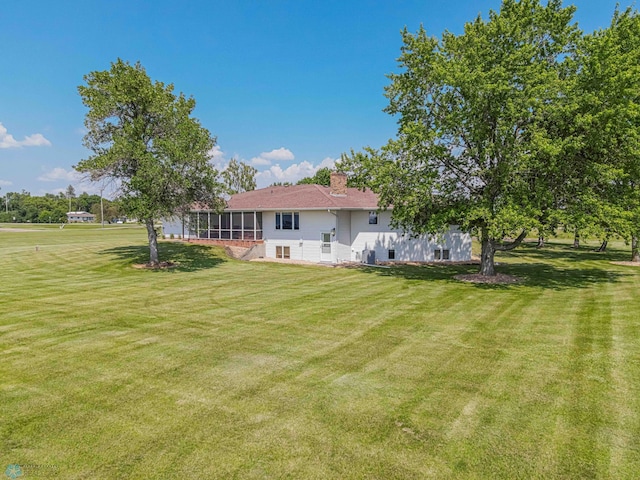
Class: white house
162,173,471,264
66,211,95,223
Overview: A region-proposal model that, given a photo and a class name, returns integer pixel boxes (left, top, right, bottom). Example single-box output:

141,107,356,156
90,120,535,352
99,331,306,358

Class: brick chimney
330,172,348,196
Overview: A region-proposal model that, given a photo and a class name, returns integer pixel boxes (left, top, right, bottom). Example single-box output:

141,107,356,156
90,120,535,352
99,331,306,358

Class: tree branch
495,229,528,251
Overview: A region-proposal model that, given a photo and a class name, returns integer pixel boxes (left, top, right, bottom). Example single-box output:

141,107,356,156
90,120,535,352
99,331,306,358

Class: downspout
328,209,338,263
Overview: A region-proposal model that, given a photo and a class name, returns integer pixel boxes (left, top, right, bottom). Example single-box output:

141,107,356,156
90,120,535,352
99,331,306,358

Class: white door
320,232,332,262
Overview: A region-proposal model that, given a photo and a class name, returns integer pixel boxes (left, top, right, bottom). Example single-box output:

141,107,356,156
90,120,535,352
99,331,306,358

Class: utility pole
100,187,104,228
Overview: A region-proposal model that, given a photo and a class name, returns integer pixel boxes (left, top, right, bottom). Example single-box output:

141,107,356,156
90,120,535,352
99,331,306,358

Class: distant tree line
0,186,123,224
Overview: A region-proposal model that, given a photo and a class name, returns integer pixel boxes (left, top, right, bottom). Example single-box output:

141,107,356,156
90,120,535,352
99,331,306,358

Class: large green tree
571,7,640,262
222,158,257,194
76,59,225,265
342,0,579,275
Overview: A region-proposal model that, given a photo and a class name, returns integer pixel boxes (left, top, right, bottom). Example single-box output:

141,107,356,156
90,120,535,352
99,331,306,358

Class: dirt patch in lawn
225,246,249,259
454,273,521,284
132,261,178,270
611,261,640,267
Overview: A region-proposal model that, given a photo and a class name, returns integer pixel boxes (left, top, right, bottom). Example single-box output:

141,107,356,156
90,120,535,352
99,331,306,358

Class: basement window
275,246,291,259
434,249,450,261
388,249,395,260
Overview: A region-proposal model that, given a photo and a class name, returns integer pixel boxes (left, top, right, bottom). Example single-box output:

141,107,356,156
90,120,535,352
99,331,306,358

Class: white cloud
250,156,273,166
255,157,338,188
37,167,82,183
208,145,232,171
21,133,51,147
0,122,51,148
250,147,295,166
208,145,225,161
0,179,13,187
318,157,337,169
37,167,109,196
261,147,295,161
207,144,336,188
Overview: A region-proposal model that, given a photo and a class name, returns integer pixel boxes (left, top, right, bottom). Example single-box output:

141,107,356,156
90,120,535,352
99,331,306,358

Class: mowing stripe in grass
2,229,640,478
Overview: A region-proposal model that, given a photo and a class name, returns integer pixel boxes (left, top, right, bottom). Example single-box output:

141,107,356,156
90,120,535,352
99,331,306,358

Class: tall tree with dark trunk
573,7,640,262
76,59,225,265
342,0,579,275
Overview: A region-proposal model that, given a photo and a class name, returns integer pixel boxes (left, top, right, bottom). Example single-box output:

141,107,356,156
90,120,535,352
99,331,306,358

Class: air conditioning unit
362,249,376,265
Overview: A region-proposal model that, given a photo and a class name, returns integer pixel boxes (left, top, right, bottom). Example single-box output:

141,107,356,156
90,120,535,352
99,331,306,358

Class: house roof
224,184,380,211
66,211,95,217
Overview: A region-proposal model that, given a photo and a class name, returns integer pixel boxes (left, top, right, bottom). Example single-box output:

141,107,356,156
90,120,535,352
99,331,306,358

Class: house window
368,211,378,224
275,212,299,230
275,246,290,259
434,249,450,261
388,249,395,260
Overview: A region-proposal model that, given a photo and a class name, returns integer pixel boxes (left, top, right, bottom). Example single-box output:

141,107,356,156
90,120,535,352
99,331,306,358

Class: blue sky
0,0,629,196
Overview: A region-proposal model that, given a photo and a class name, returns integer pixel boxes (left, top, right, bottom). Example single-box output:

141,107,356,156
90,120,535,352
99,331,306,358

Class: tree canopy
342,0,580,275
76,59,225,265
222,158,257,194
569,7,640,261
297,167,333,186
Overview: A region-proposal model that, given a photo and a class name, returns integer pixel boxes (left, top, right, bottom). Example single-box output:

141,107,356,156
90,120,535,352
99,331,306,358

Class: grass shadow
507,241,632,263
99,241,227,272
353,243,631,290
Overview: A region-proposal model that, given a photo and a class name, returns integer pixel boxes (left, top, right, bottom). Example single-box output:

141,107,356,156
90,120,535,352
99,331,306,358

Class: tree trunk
536,236,545,248
632,235,640,263
596,240,608,253
478,228,527,276
480,232,496,276
145,218,159,266
572,230,580,249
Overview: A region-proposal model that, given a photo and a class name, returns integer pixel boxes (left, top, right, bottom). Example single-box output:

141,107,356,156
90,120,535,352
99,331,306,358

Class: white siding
350,211,471,262
162,218,186,238
335,211,352,263
164,208,472,263
263,210,337,263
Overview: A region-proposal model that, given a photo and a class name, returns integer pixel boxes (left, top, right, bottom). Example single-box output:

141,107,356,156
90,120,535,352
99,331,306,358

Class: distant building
66,211,95,223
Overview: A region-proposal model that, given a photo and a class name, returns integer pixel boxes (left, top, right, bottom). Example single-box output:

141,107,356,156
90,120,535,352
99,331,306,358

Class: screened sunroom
187,211,263,240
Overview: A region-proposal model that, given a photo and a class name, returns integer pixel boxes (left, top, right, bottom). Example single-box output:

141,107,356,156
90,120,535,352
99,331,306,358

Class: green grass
1,224,639,479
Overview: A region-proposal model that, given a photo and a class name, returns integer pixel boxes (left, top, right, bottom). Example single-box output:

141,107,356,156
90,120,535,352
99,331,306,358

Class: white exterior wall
350,210,471,262
162,218,187,238
263,210,337,263
335,211,352,263
164,209,472,263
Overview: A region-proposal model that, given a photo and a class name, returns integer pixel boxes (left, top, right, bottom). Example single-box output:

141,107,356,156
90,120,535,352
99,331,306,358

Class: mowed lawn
1,225,639,479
